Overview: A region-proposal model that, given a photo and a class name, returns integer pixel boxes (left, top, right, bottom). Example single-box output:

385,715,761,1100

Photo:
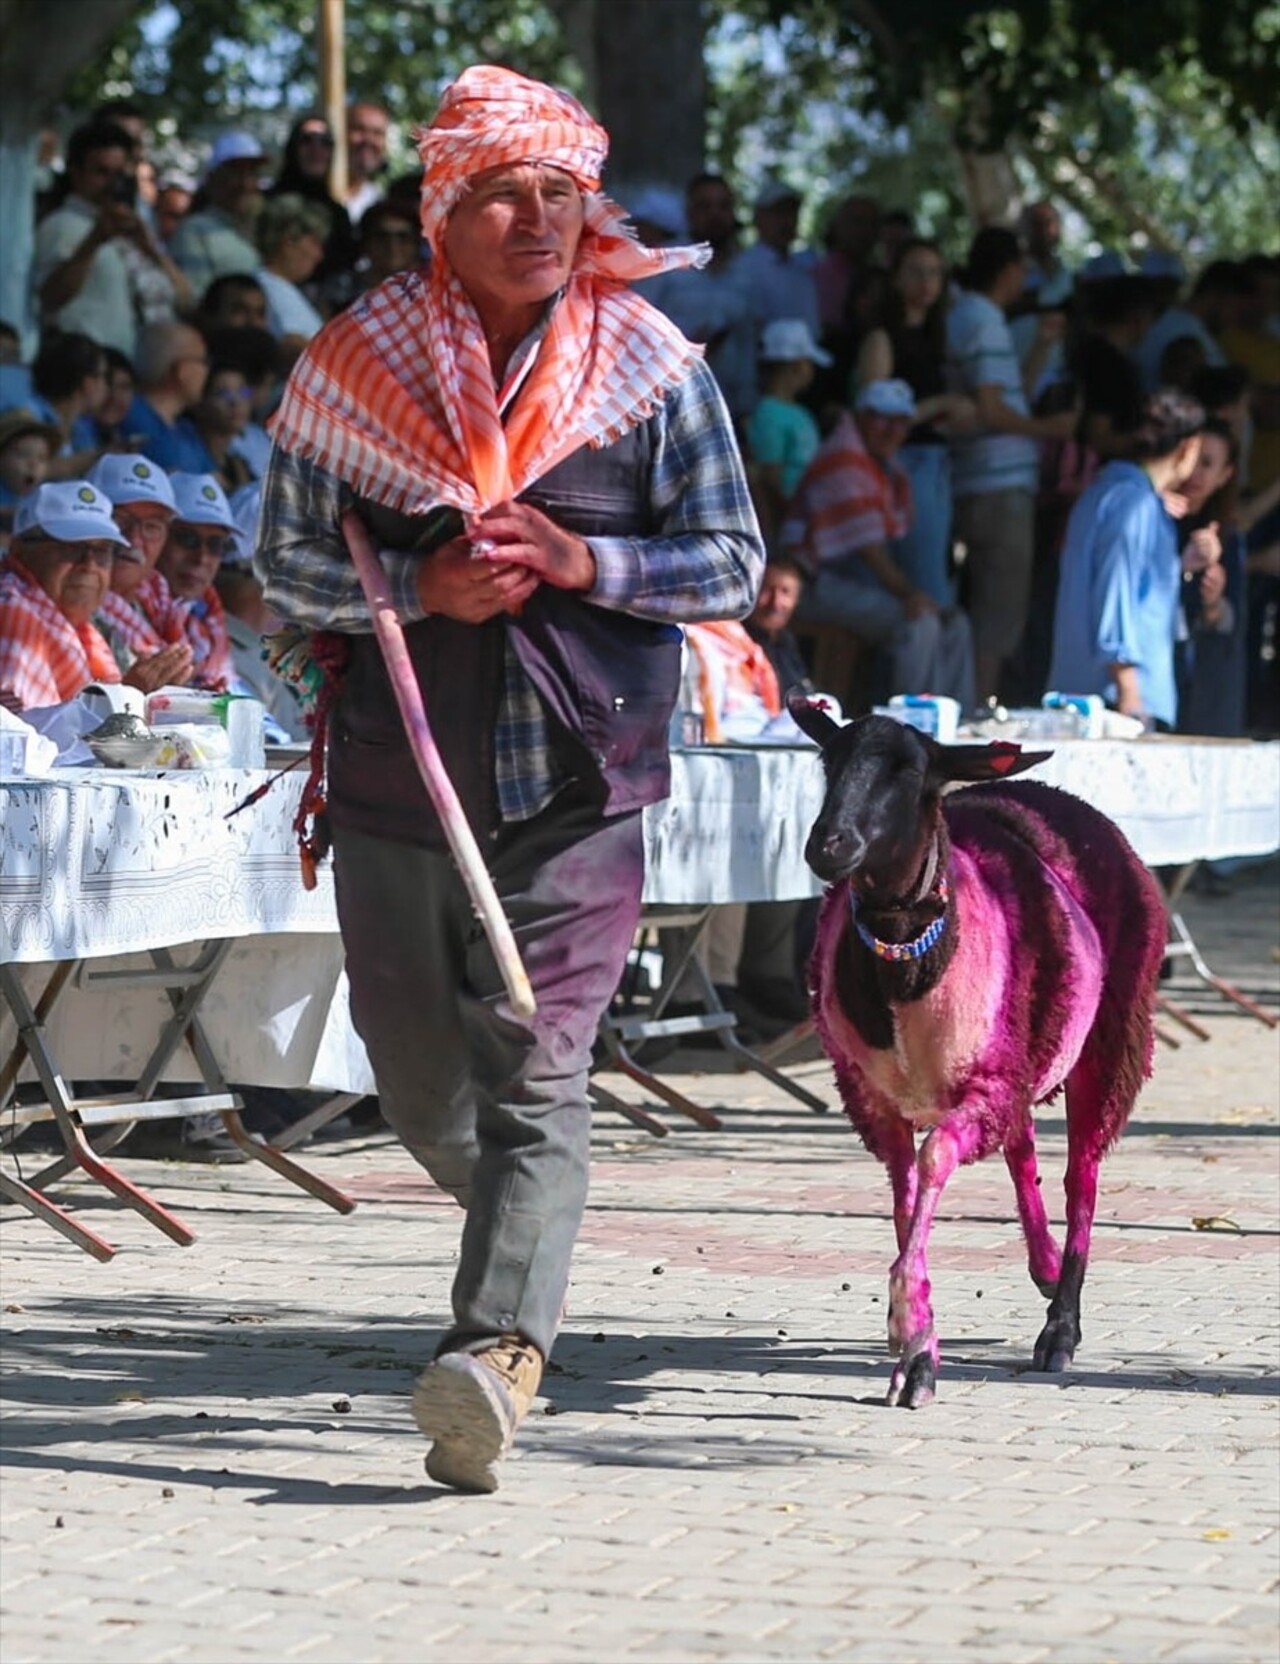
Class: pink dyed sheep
790,701,1167,1408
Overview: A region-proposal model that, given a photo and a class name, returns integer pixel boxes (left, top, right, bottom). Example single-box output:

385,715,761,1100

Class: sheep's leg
1003,1107,1063,1298
1033,1072,1103,1372
883,1119,918,1254
886,1115,985,1409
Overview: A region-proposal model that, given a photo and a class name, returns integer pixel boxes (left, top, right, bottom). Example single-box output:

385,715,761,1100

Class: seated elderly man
153,472,237,690
784,379,975,710
88,453,195,690
0,480,129,709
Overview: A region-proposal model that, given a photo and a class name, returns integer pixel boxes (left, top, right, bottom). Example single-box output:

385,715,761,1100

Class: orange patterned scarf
269,66,711,515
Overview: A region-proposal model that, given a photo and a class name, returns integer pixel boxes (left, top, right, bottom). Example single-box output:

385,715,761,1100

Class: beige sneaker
412,1335,543,1494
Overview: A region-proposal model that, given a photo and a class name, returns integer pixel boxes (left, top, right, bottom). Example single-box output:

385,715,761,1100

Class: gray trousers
331,787,645,1359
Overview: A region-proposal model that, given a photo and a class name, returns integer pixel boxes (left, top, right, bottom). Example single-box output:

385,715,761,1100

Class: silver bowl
86,713,166,769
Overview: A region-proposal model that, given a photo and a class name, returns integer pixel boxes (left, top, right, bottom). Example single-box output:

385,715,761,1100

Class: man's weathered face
750,566,803,635
858,409,912,463
348,105,388,182
444,163,584,321
57,539,114,623
159,521,233,599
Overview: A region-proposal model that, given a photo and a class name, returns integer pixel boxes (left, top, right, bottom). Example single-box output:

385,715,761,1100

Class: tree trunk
550,0,707,198
954,147,1021,228
0,0,142,348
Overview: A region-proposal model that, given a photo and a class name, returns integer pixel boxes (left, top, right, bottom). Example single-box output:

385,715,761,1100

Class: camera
108,173,137,208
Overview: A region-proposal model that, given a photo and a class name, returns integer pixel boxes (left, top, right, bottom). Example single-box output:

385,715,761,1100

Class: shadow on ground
2,1295,1277,1507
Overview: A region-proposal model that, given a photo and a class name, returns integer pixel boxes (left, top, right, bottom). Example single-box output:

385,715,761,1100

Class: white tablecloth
3,739,1277,1094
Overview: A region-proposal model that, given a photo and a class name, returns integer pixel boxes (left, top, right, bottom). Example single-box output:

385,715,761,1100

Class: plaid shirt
0,554,119,709
257,356,763,820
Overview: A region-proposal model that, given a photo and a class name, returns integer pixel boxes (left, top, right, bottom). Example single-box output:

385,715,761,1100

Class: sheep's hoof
886,1351,936,1409
1032,1313,1080,1373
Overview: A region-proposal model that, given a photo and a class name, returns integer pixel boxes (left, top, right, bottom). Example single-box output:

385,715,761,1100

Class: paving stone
1,867,1276,1662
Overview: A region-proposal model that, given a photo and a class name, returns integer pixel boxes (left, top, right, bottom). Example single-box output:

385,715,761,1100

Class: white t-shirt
32,196,136,357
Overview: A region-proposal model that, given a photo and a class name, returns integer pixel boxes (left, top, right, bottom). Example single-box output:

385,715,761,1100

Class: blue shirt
1049,461,1181,726
124,395,217,473
945,290,1038,498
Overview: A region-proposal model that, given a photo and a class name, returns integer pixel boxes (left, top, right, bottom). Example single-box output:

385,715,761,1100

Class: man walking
256,67,763,1494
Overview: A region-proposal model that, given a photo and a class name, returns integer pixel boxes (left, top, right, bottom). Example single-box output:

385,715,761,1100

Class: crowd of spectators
0,97,414,730
3,99,1275,746
631,179,1277,741
1,92,1276,1125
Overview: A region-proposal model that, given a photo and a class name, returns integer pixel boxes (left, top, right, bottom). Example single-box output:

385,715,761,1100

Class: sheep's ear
786,688,842,748
924,736,1053,784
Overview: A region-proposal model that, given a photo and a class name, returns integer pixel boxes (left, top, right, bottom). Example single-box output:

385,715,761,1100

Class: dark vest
328,419,683,847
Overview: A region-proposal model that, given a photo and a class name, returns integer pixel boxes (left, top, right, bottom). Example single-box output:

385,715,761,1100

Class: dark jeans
332,786,645,1358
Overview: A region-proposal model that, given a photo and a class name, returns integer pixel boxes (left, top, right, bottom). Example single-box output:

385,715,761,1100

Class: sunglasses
299,131,335,148
212,386,254,404
172,526,236,558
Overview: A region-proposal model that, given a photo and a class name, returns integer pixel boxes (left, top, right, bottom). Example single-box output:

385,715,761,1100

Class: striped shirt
781,412,911,575
257,357,763,821
0,554,120,709
945,289,1038,498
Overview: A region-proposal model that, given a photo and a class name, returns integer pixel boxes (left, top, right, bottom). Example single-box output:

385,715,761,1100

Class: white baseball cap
855,378,918,419
87,453,178,511
13,480,130,545
170,472,236,530
760,317,832,366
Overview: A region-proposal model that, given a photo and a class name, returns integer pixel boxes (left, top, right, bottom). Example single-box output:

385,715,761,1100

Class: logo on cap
133,461,151,478
78,486,96,503
201,484,217,501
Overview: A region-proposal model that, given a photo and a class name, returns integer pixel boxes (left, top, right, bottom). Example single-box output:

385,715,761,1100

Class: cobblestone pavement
2,864,1277,1663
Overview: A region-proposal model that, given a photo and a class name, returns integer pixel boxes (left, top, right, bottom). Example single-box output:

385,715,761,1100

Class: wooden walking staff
339,509,537,1020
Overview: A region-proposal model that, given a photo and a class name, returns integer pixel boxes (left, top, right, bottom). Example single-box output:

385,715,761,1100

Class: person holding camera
33,119,190,360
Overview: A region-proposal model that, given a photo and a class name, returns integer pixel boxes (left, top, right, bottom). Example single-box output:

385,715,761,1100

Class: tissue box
881,695,961,744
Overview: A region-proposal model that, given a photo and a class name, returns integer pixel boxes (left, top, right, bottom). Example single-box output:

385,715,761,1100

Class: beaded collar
850,872,950,962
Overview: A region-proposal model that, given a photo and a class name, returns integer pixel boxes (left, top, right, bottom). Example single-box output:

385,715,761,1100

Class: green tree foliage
68,0,577,141
56,0,1280,252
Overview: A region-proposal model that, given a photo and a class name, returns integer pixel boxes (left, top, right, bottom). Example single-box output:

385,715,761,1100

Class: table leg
0,1165,116,1262
0,964,196,1250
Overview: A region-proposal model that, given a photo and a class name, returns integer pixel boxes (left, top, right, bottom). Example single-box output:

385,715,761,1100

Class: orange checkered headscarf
270,66,711,516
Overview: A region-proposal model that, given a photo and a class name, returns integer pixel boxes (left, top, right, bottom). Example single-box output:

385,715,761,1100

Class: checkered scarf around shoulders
269,65,711,516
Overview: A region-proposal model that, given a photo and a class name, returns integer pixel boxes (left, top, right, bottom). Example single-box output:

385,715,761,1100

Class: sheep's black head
789,694,1050,897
